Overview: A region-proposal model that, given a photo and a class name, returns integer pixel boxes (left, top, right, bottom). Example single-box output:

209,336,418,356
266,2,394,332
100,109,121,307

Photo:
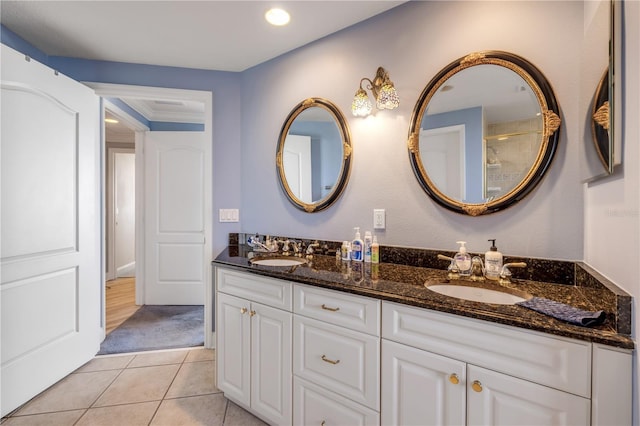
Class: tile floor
1,347,267,426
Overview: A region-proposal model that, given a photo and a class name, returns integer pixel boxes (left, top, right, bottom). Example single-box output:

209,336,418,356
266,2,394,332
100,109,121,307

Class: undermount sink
250,256,307,267
425,280,532,305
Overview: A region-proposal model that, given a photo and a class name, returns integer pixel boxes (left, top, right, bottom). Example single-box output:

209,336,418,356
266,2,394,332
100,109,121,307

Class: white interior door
420,125,465,200
114,151,136,277
1,45,102,416
144,131,210,305
283,134,312,203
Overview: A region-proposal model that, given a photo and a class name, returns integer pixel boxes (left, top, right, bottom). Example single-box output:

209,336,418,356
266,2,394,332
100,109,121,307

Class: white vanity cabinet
216,268,292,426
382,301,631,426
293,284,381,425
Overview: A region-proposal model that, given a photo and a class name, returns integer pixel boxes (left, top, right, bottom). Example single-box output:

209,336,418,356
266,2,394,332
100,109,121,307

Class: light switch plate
219,208,239,222
373,209,385,229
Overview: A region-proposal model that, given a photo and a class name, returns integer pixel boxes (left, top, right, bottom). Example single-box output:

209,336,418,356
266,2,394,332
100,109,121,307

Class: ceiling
1,1,404,137
0,1,404,72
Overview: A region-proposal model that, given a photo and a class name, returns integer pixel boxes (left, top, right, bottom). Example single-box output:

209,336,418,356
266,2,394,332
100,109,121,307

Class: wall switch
219,209,239,223
373,209,385,229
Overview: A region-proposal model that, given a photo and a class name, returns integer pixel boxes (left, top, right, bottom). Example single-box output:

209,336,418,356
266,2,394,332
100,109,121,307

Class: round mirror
408,51,561,216
277,98,352,212
591,68,611,172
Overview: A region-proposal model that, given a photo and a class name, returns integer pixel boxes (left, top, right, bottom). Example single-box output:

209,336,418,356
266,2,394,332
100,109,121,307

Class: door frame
88,83,214,348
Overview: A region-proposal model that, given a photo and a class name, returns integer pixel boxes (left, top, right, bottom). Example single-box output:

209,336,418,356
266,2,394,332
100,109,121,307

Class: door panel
1,45,101,416
144,131,209,304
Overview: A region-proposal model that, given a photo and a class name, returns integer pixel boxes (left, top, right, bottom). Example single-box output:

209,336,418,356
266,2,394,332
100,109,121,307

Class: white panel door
1,45,101,416
144,131,209,304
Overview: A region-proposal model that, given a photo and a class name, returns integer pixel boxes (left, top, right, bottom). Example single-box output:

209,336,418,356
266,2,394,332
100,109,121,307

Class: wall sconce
352,67,400,117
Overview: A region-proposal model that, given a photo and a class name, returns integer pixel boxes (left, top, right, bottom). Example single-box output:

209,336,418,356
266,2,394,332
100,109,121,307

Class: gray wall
240,1,584,260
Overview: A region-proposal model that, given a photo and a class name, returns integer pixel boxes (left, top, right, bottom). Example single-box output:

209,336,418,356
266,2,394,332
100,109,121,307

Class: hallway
105,277,140,334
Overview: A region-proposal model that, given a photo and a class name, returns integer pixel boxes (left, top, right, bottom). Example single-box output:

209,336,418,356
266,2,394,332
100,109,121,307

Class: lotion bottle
364,231,373,263
454,241,472,276
484,239,503,280
371,236,380,264
351,227,363,262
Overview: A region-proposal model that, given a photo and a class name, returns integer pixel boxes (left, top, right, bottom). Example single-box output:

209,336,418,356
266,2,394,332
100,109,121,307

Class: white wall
584,1,640,423
241,1,584,260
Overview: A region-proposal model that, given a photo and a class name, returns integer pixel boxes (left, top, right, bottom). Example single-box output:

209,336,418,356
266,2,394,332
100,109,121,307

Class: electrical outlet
373,209,385,229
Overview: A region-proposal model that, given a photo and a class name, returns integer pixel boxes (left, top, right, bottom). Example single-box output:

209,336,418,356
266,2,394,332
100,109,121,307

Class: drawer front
382,302,591,397
294,284,380,335
216,267,291,311
293,316,380,410
294,377,379,426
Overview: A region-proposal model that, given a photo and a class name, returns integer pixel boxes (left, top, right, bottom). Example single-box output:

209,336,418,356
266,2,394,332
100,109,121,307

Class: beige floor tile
2,410,85,426
75,355,134,372
128,350,189,368
223,401,268,426
165,361,218,399
150,394,226,426
93,364,180,407
75,401,160,426
185,347,214,363
15,370,120,415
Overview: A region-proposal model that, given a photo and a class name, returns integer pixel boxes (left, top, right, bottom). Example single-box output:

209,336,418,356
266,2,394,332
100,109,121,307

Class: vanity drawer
294,376,379,426
382,301,591,398
216,267,291,311
293,316,380,410
294,284,380,335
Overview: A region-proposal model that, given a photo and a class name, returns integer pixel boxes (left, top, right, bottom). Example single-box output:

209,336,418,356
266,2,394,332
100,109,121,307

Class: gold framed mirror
592,68,611,172
276,97,352,213
408,51,561,216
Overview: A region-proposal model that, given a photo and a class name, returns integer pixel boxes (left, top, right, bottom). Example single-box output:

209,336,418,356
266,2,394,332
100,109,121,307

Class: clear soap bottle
454,241,472,276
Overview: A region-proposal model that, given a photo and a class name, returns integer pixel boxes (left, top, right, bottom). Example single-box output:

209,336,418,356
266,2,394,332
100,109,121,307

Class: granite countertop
213,246,634,349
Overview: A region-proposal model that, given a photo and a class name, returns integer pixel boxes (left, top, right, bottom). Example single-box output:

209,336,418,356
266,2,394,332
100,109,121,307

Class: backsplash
231,233,585,285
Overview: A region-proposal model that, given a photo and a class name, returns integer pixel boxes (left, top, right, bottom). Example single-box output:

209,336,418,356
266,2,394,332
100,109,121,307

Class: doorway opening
95,84,214,353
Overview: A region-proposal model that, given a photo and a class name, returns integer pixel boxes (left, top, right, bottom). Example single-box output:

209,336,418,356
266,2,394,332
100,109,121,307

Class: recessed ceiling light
265,8,290,26
105,118,119,124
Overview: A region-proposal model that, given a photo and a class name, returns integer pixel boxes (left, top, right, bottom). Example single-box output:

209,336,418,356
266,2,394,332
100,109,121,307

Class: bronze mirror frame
276,97,352,213
408,51,561,216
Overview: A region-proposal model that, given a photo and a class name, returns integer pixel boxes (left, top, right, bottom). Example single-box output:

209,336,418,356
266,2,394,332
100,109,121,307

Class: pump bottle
351,227,363,262
484,239,503,280
454,241,472,276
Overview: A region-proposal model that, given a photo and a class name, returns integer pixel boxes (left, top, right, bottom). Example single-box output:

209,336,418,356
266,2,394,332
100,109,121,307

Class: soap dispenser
454,241,472,276
484,239,503,280
351,227,363,262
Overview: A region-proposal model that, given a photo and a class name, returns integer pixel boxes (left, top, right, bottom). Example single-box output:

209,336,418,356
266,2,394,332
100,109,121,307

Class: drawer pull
240,307,247,314
472,380,483,392
321,354,340,365
449,373,460,385
321,304,340,312
250,310,256,317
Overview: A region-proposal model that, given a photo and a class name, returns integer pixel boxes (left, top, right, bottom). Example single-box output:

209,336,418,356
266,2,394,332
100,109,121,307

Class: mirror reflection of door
283,134,312,203
420,126,465,200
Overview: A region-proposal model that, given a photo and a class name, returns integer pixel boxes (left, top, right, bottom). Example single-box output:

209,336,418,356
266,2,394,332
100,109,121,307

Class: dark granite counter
213,246,634,350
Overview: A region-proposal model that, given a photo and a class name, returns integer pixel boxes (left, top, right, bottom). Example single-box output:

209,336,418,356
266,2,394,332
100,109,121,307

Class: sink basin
425,280,532,305
250,256,307,267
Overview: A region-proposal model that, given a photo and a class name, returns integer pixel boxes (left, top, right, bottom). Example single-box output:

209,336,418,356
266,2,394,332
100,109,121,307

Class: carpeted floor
98,305,204,355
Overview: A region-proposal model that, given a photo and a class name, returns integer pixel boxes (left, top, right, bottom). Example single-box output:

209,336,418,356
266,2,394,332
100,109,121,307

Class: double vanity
213,242,633,426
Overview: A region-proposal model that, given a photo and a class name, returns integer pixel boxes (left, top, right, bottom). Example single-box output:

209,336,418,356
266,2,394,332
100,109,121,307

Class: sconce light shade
352,88,373,117
352,67,399,117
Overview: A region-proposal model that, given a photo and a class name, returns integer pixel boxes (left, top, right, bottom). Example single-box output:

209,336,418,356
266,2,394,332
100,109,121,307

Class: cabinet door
467,365,590,426
216,293,251,407
382,340,465,426
251,303,292,426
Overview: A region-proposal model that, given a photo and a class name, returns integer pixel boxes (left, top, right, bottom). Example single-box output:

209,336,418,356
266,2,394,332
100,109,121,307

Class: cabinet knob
321,304,340,312
249,310,256,317
321,354,340,365
240,307,247,314
472,380,483,392
449,373,459,385
321,421,326,426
